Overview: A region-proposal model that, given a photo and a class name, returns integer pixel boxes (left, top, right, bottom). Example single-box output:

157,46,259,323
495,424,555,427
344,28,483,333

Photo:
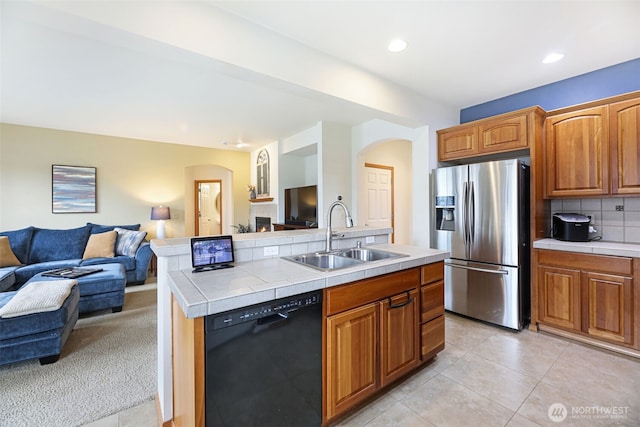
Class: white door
364,164,394,242
196,181,222,236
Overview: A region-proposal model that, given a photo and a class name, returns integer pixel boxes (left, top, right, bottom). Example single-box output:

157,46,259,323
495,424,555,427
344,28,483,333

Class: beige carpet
0,283,157,427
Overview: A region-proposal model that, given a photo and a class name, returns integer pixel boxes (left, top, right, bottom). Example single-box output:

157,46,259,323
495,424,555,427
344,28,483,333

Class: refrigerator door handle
463,182,469,247
469,181,475,246
444,261,509,275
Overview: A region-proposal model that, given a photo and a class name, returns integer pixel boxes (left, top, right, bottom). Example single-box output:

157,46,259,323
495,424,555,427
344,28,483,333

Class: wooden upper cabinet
437,124,478,161
610,98,640,195
479,114,528,153
544,106,609,197
437,107,543,162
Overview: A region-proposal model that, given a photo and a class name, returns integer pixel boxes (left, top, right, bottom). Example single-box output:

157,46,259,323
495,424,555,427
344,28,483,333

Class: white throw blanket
0,279,77,318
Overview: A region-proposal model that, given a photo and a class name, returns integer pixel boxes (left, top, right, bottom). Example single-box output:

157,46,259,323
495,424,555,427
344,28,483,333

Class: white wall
0,124,250,237
319,122,352,228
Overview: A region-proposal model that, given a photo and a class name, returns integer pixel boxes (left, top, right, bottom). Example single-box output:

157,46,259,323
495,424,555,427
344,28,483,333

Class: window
256,149,269,197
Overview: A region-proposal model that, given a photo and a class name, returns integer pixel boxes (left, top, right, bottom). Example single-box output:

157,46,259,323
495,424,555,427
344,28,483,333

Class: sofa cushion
87,223,140,234
14,260,81,285
0,227,34,264
0,284,79,341
0,237,22,267
0,279,76,318
80,255,136,271
82,230,116,259
28,226,92,263
114,228,147,257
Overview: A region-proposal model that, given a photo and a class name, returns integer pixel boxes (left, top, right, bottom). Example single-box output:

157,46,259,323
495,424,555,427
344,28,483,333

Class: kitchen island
151,227,448,426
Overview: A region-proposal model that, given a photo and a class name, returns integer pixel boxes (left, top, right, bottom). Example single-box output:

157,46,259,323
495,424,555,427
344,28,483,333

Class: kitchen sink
338,247,406,262
283,247,407,272
284,253,364,271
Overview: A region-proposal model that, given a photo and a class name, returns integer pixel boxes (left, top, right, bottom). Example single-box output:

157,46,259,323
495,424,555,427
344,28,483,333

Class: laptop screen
191,235,235,272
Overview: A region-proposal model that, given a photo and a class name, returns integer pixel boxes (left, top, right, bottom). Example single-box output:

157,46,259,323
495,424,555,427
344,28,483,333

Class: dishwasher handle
257,312,290,326
445,261,509,275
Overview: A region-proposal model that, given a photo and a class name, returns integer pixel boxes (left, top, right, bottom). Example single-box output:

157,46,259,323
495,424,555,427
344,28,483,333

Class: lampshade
150,206,171,221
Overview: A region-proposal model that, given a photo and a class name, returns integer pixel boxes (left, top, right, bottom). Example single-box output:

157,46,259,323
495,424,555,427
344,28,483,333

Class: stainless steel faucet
325,198,353,252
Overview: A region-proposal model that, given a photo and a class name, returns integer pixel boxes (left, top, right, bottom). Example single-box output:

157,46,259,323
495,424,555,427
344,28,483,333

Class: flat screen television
284,185,318,227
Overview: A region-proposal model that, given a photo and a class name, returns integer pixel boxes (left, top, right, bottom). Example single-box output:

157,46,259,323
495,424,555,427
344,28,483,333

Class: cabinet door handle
388,291,412,309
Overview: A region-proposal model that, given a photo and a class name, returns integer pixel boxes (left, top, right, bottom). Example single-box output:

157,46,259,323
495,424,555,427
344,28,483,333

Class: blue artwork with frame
52,165,96,213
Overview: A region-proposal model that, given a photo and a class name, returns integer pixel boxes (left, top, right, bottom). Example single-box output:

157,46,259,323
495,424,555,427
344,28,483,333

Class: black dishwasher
205,290,322,426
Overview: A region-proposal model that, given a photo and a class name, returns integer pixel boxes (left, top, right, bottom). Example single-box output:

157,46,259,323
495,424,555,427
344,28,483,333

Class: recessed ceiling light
223,140,250,149
542,52,565,64
387,39,407,53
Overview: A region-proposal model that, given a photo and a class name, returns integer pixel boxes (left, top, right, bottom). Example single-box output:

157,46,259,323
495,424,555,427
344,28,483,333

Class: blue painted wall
460,58,640,123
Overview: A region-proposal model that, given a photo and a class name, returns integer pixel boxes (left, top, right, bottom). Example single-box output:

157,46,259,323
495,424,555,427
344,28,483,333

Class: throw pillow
114,228,147,257
0,236,22,267
87,222,141,234
82,230,117,259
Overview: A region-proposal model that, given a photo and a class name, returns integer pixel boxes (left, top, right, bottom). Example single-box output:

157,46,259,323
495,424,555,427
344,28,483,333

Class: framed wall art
52,165,97,213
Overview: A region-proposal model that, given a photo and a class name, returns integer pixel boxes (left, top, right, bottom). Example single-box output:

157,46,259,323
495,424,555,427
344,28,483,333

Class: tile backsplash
551,197,640,243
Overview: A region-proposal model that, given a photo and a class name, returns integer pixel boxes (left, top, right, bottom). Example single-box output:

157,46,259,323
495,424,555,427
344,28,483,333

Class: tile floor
85,313,640,427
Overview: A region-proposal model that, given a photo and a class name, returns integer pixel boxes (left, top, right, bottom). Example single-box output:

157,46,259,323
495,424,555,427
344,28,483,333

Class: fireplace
256,216,271,232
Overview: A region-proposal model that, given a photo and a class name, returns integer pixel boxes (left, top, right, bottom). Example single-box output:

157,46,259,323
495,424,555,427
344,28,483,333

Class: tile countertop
167,244,449,319
533,238,640,258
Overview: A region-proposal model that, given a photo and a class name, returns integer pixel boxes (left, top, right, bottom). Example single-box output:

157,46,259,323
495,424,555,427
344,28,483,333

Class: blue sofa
0,223,152,293
0,281,79,366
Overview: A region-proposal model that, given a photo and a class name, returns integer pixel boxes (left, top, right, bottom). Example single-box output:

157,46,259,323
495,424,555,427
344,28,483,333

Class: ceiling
1,1,639,151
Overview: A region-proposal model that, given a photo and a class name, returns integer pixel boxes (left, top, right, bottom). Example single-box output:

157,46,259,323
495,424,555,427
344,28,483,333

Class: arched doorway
185,165,234,237
356,139,412,245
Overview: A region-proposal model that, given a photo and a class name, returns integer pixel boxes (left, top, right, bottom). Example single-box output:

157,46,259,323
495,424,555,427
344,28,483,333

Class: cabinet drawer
325,268,420,316
537,250,632,276
421,262,444,285
421,315,445,361
421,280,444,323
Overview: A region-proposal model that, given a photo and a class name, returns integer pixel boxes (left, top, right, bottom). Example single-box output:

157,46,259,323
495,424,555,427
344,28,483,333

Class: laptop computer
191,235,235,273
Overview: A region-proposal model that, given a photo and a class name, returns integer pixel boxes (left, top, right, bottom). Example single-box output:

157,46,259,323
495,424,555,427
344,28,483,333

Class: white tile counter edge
533,238,640,258
169,243,449,318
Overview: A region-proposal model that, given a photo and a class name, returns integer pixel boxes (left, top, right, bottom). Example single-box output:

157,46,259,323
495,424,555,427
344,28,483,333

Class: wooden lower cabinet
380,289,420,387
324,265,445,423
325,290,420,420
584,271,633,344
537,266,581,332
535,250,635,348
325,303,378,420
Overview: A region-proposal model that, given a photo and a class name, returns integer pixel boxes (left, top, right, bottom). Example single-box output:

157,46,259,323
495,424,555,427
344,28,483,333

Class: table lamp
151,206,171,239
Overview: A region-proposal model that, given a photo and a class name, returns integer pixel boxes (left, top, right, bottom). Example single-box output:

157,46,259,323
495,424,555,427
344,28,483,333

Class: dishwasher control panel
207,291,322,331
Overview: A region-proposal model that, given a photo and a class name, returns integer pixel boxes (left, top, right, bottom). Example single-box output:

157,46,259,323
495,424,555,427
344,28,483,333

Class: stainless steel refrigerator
431,159,530,330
